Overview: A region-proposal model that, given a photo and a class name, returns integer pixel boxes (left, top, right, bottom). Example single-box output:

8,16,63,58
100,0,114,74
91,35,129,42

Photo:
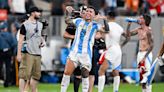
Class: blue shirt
0,31,17,50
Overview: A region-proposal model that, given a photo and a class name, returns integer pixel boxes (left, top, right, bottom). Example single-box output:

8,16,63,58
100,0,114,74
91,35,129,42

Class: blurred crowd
0,0,164,16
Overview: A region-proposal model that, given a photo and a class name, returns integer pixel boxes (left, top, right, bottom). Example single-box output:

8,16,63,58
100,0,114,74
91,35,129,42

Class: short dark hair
87,6,98,15
108,11,116,18
143,14,151,26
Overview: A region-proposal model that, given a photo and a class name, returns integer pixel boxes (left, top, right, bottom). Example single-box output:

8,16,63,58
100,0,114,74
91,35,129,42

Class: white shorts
137,51,153,72
68,51,92,71
105,45,122,70
137,51,153,82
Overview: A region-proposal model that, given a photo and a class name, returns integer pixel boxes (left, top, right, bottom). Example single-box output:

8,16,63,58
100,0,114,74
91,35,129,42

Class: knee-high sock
142,85,152,92
113,76,120,92
82,77,89,92
74,77,81,92
61,75,70,92
98,75,105,92
142,89,147,92
146,85,152,92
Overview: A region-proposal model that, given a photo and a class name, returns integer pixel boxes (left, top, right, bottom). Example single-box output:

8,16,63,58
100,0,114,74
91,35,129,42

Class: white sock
113,76,120,92
142,89,147,92
82,77,89,92
124,76,135,84
98,75,105,92
61,75,70,92
146,85,152,92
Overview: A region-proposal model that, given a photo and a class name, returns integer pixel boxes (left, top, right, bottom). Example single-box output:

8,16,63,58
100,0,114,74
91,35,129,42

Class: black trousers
0,50,12,87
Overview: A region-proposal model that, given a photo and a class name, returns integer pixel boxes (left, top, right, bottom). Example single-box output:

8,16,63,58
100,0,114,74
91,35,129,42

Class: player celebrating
63,5,87,92
147,37,164,92
98,11,130,92
129,14,153,92
61,6,107,92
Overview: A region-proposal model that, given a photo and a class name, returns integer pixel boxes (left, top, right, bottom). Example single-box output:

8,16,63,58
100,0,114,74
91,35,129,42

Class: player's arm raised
65,6,74,24
94,14,109,32
63,31,75,39
95,21,109,39
130,27,139,36
121,22,131,47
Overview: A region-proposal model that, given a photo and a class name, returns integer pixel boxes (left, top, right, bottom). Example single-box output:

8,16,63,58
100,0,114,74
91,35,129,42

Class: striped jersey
70,18,101,58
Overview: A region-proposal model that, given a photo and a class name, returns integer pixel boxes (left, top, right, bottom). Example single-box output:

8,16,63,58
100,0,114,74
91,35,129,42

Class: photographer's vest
23,20,43,55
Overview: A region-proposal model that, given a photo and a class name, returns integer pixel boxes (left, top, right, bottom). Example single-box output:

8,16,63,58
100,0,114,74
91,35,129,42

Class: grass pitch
0,83,164,92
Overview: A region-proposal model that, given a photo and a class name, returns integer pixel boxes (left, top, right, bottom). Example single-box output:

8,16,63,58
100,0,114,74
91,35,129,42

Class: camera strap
30,21,38,39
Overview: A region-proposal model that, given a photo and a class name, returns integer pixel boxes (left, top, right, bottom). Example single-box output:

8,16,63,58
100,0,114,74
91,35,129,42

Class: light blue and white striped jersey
70,18,101,59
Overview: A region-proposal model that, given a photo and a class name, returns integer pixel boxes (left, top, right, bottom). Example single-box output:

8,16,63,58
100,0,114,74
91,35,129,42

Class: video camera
41,19,49,30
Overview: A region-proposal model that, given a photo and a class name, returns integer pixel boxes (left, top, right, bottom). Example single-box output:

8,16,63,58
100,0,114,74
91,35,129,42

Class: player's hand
66,6,74,13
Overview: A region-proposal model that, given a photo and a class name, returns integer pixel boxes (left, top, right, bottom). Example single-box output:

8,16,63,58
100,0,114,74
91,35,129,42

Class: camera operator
17,6,46,92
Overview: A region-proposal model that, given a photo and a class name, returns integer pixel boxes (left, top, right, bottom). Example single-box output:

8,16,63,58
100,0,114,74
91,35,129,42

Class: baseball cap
28,6,42,14
108,11,116,18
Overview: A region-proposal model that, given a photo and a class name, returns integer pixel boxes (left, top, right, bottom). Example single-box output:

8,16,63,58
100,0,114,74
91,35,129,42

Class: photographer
17,7,46,92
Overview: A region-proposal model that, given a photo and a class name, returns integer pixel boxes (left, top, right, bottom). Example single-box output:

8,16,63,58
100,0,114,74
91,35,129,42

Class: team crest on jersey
88,25,92,31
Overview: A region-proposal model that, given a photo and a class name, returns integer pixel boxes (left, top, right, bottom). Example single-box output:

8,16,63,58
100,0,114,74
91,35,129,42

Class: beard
34,16,40,20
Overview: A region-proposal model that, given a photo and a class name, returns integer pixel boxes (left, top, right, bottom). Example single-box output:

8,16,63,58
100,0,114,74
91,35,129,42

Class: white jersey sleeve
105,22,124,47
97,23,102,31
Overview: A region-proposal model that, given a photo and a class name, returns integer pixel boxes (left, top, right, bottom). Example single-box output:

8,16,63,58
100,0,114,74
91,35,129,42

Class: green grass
0,83,164,92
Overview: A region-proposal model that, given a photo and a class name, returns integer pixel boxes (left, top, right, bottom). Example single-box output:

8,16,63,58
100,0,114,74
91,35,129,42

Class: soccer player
61,6,107,92
129,14,153,92
147,40,164,92
98,11,130,92
63,5,87,92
